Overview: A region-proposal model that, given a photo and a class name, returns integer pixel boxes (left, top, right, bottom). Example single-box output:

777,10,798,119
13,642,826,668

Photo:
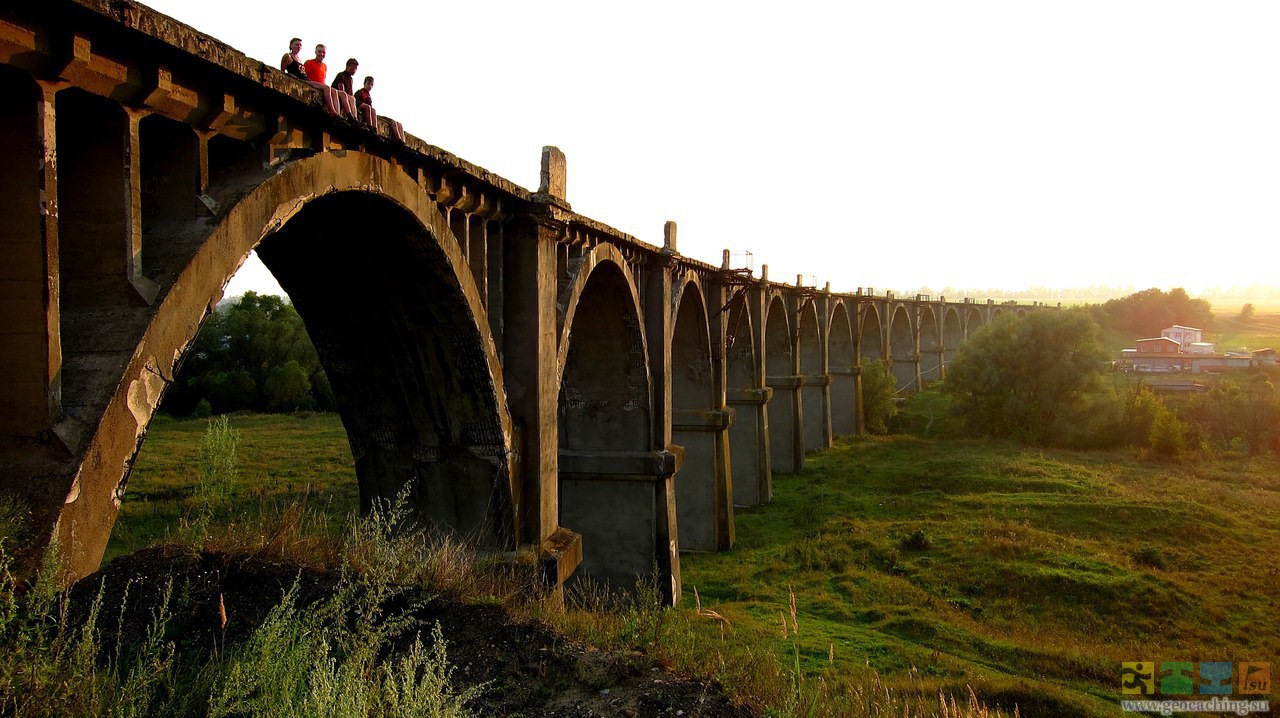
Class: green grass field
112,414,1280,716
106,412,358,562
682,438,1280,716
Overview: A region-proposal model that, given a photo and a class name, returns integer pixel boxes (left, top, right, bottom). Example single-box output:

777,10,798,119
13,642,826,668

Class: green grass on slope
682,437,1280,717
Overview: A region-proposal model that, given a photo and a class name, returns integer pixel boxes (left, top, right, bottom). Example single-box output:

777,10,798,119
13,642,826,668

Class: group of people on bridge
281,38,403,141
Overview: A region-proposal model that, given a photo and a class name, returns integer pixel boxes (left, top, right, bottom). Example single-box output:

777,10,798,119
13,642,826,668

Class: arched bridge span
0,0,1048,600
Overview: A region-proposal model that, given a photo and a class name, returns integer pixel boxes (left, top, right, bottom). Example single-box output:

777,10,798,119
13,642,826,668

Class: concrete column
643,260,681,606
673,409,733,551
485,220,504,354
467,214,487,305
708,281,733,549
726,387,772,505
502,215,571,557
766,374,803,473
731,282,772,505
801,373,832,452
0,82,60,439
829,367,858,437
558,448,680,597
56,91,156,308
673,280,734,551
922,347,946,384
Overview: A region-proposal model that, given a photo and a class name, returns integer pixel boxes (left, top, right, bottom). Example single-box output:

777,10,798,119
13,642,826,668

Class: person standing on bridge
280,37,306,80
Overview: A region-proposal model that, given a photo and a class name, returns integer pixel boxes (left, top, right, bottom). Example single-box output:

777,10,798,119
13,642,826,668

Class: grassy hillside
683,438,1280,716
112,414,1279,715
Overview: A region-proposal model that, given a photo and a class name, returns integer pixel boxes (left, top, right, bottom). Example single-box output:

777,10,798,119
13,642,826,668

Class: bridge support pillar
767,375,804,473
830,366,859,437
727,387,772,505
558,448,682,598
801,374,831,453
673,409,733,552
892,354,920,396
0,80,71,568
644,255,682,605
922,347,946,384
503,214,581,588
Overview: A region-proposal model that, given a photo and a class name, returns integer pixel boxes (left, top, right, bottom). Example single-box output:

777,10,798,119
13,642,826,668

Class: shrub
860,360,897,435
944,309,1108,445
196,416,239,507
264,360,313,412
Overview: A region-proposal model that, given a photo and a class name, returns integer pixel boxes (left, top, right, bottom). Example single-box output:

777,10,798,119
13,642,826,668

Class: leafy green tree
1094,287,1213,337
860,359,897,435
1240,303,1256,322
264,360,313,412
944,309,1108,445
162,292,331,415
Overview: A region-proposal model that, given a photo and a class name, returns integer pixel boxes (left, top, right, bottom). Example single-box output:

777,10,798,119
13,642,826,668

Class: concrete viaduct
0,0,1044,602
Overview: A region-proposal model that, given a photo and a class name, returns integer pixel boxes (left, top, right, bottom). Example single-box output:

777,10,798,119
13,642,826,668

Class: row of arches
11,146,1013,602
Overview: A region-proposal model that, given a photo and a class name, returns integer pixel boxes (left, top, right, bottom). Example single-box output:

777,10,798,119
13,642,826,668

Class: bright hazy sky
143,0,1280,297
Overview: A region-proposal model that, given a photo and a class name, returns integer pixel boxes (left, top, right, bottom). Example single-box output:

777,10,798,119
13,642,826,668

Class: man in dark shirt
330,58,359,119
332,58,358,95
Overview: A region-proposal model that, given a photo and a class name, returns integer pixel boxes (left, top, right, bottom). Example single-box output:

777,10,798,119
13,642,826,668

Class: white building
1161,325,1203,345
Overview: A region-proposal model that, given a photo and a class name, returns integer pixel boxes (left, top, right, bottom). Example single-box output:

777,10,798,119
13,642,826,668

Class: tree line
897,299,1279,457
162,292,334,416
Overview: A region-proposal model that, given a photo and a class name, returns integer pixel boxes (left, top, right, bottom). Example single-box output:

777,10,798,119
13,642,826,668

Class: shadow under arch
557,258,674,595
827,302,857,437
859,304,884,363
798,298,828,453
942,307,963,376
889,305,917,394
258,191,514,547
964,306,985,339
670,274,724,553
725,290,769,506
46,151,513,578
918,306,941,384
764,295,800,473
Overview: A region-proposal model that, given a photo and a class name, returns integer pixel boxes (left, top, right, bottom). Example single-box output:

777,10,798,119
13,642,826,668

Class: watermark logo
1120,662,1270,715
1122,662,1156,695
1240,663,1271,695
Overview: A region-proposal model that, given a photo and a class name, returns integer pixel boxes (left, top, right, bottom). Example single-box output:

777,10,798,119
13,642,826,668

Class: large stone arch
46,151,513,579
942,307,963,375
669,273,721,552
889,305,917,394
797,298,828,453
557,256,667,592
725,289,768,505
828,302,857,437
764,294,800,473
918,306,942,384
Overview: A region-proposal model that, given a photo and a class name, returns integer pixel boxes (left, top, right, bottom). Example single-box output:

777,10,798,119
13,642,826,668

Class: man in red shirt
303,44,327,83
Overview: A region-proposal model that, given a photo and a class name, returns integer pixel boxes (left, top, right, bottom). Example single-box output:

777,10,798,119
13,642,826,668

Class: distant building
1162,325,1203,345
1136,337,1180,354
1119,327,1272,374
1189,356,1253,373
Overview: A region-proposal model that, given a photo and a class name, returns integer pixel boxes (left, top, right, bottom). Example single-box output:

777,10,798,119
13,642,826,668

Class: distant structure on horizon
1118,325,1276,375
